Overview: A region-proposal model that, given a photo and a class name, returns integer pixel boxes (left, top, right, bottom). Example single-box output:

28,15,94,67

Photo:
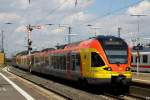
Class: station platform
132,72,150,85
0,66,64,100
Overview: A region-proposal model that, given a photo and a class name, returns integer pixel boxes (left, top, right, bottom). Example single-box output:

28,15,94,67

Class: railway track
5,65,150,100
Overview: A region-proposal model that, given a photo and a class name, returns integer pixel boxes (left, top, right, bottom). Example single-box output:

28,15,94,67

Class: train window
60,55,63,70
51,55,55,68
70,53,80,71
52,55,55,68
143,55,148,63
91,52,105,67
59,56,62,69
49,54,52,68
63,55,66,70
131,55,133,63
57,55,60,69
71,54,76,71
76,53,80,71
54,55,56,69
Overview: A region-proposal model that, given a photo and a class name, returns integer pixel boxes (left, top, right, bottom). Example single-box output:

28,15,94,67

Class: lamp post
118,27,122,38
59,24,72,44
1,22,13,53
131,14,146,45
131,14,146,74
1,30,4,53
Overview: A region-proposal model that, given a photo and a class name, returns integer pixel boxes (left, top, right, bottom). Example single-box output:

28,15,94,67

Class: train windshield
99,37,128,64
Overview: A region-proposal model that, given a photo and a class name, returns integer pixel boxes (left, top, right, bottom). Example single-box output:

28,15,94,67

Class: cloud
128,0,150,15
16,0,29,9
61,11,95,25
15,25,26,32
59,0,94,10
0,13,21,21
51,27,65,33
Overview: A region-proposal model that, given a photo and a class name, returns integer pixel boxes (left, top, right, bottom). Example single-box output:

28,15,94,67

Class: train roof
16,35,127,56
64,35,123,47
95,35,125,41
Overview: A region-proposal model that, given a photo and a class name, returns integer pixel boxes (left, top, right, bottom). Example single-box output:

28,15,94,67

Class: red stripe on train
131,65,150,68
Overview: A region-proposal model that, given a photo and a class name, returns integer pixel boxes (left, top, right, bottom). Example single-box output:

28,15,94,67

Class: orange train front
15,35,132,93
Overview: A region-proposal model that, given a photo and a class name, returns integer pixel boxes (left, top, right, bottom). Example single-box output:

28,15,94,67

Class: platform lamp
59,24,72,44
1,22,13,53
131,14,146,74
87,24,102,37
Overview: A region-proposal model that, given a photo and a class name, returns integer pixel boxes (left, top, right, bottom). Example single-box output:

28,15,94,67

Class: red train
15,35,132,93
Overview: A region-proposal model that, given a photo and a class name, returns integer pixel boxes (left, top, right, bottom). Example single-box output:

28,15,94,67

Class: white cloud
51,27,65,33
15,25,26,33
17,0,29,9
128,0,150,15
62,11,95,25
59,0,94,10
0,13,20,21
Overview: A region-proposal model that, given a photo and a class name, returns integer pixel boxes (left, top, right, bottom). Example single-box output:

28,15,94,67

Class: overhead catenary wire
36,0,69,24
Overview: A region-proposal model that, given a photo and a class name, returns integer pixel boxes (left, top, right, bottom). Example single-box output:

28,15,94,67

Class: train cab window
143,55,148,63
91,52,105,67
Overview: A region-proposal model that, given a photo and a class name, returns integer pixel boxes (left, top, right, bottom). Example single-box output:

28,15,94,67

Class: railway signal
26,24,33,55
26,24,42,55
26,24,53,55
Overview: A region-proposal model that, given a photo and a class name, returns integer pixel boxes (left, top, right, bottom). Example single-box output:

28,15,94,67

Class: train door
70,52,81,80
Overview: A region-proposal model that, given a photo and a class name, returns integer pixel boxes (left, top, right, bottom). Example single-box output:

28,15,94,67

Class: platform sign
0,53,4,64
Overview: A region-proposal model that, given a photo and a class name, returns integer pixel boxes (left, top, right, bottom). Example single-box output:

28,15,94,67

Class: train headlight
103,67,112,71
126,67,131,71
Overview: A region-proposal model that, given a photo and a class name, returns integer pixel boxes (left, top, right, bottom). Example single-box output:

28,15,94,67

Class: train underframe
79,75,131,94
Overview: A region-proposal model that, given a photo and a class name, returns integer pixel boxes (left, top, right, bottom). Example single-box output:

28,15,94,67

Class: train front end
85,36,132,92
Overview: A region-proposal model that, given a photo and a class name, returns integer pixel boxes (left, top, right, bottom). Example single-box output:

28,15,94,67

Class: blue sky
86,0,142,15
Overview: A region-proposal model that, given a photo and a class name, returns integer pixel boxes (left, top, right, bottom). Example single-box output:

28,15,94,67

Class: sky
0,0,150,57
